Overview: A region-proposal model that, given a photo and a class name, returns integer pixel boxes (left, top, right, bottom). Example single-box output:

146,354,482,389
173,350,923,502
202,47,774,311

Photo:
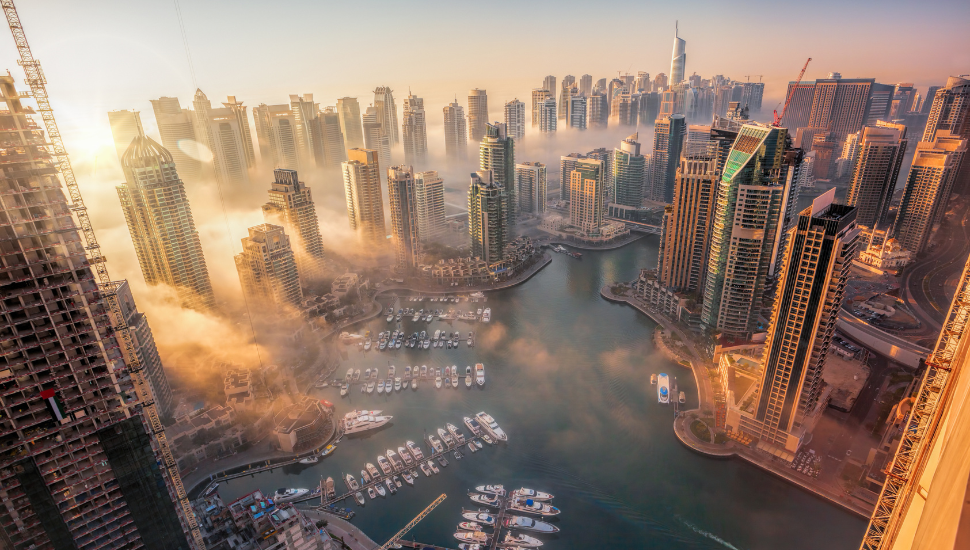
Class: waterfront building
336,96,365,149
505,98,526,140
612,133,647,208
670,22,686,85
702,124,791,339
150,95,203,181
568,92,587,130
559,75,576,120
469,170,509,264
443,100,468,160
402,94,428,166
311,106,347,168
235,223,303,313
263,169,327,284
845,123,908,229
658,140,720,293
921,76,970,192
253,102,300,170
387,166,421,271
0,72,195,550
515,161,547,215
560,153,584,202
727,191,859,459
107,109,145,161
362,106,391,167
118,136,216,311
373,86,400,145
468,88,489,143
479,122,516,227
893,132,968,254
531,88,552,127
569,158,606,234
342,149,387,247
539,97,557,133
650,114,687,203
415,170,446,242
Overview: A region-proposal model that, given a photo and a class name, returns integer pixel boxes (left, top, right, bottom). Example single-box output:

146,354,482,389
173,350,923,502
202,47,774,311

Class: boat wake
679,518,742,550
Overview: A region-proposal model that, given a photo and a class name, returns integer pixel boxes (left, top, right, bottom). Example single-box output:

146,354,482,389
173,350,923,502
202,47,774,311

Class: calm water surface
217,237,866,549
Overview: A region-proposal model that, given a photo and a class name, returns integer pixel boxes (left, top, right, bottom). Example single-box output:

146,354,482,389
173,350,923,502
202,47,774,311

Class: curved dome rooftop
121,135,174,169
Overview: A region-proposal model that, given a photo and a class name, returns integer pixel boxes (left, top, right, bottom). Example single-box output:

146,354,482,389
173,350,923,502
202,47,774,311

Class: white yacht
451,368,459,388
272,488,309,503
482,308,491,322
342,410,392,434
475,363,485,386
658,373,670,404
514,488,554,500
509,498,560,516
406,440,425,460
504,532,543,547
475,412,507,441
503,515,559,533
465,366,472,387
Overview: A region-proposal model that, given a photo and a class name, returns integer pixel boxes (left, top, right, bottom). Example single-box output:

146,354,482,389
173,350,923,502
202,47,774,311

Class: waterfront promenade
301,509,378,550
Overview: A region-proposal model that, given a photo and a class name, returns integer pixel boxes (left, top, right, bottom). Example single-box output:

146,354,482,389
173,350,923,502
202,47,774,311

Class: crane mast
774,57,812,127
0,1,205,548
377,494,447,550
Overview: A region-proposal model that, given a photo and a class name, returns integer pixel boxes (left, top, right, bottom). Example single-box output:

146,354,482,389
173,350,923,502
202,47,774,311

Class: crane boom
0,2,205,548
774,57,812,127
377,494,447,550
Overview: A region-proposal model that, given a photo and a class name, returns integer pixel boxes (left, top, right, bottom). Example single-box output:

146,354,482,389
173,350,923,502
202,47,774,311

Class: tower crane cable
173,0,197,88
374,494,447,550
0,0,206,547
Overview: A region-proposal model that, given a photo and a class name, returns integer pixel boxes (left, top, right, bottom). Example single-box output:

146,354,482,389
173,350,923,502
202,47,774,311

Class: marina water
216,237,867,549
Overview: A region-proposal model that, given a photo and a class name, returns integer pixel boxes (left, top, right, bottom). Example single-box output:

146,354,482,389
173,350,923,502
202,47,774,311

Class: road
904,202,970,330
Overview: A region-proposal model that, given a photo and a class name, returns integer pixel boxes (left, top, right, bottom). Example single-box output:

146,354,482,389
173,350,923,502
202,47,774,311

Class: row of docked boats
456,484,560,548
339,363,485,397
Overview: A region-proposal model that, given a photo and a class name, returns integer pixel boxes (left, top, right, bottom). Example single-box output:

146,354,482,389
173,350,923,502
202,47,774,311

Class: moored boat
366,463,381,479
503,515,559,533
475,363,485,386
475,484,505,495
513,488,553,501
454,531,489,544
503,532,543,547
658,373,670,404
377,455,393,476
273,488,309,503
475,411,508,441
462,511,496,525
447,423,466,443
468,492,501,507
509,498,560,516
402,471,414,485
354,492,365,506
325,477,335,499
387,449,403,468
345,474,359,491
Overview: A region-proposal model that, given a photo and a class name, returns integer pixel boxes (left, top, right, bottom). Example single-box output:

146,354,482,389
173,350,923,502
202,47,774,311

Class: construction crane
0,2,206,549
744,74,764,83
375,494,447,550
773,57,812,127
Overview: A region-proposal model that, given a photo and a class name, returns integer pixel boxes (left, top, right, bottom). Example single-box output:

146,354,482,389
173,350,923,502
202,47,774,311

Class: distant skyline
6,0,969,170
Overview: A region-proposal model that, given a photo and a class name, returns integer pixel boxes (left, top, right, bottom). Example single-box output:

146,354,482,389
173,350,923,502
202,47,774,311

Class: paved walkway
376,253,553,296
542,231,645,251
301,509,379,550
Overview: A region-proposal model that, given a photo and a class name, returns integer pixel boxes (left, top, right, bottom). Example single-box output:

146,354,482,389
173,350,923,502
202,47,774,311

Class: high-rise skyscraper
635,72,652,93
443,100,468,159
469,170,509,264
650,114,687,203
542,76,557,99
362,106,392,167
588,86,609,129
193,89,253,186
670,22,686,85
117,136,216,311
108,109,145,161
387,166,421,271
505,99,526,141
539,97,557,134
568,92,587,130
336,97,365,149
311,106,347,168
468,89,489,143
223,95,257,170
0,76,195,549
569,158,606,233
150,96,203,182
921,76,970,193
579,74,593,97
559,75,576,120
893,132,968,254
702,124,790,339
612,133,647,207
479,122,516,227
402,94,428,166
415,170,446,243
659,140,720,293
253,102,300,170
342,149,387,247
373,86,400,145
845,122,908,229
531,88,552,127
235,223,303,313
654,73,669,92
728,191,859,456
262,169,327,284
515,161,547,215
610,88,640,126
560,153,584,202
288,93,319,171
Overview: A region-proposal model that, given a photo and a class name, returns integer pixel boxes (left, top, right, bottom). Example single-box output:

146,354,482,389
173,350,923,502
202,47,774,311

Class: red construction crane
773,57,812,127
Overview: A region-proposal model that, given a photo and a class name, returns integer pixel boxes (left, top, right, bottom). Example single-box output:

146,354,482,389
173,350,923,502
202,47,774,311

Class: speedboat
465,366,472,387
459,521,483,531
273,488,309,503
423,339,430,349
393,475,402,488
503,515,559,533
437,455,449,468
427,460,439,474
367,487,376,500
474,439,483,449
367,379,375,394
468,332,474,347
366,463,381,479
469,492,501,507
412,378,418,390
476,363,485,386
476,308,483,316
468,442,478,453
398,446,413,465
454,531,489,544
421,365,428,377
435,374,442,389
364,368,372,379
464,417,482,435
345,368,354,381
475,412,507,441
386,449,403,469
339,384,348,397
377,380,385,394
447,423,466,443
321,444,336,457
451,368,459,388
325,477,335,499
394,377,402,391
482,308,491,322
388,365,396,377
402,471,414,485
504,532,543,547
680,391,686,404
298,455,319,465
481,434,493,445
475,484,506,495
355,492,365,506
462,511,495,525
509,498,560,516
385,478,396,495
407,440,425,460
658,373,670,404
514,488,554,501
353,369,361,382
454,450,463,460
405,366,411,379
387,313,394,323
375,483,386,497
650,373,657,385
419,462,432,477
345,474,359,491
377,455,393,476
403,379,409,389
434,329,441,340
